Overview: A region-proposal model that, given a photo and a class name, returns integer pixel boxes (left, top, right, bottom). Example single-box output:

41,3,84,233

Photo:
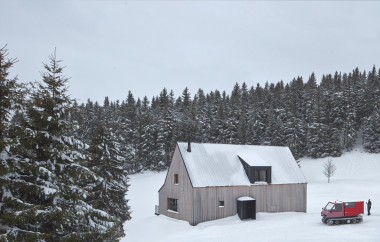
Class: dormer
238,153,272,184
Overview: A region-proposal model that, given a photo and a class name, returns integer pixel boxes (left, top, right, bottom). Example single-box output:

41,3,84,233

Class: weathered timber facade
159,146,194,223
158,143,307,225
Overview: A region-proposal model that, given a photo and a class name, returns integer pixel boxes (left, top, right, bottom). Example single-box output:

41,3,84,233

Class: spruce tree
363,66,379,118
306,88,325,158
194,89,211,143
363,105,380,153
1,51,130,240
228,83,241,143
0,46,22,151
137,96,154,170
2,51,81,240
237,83,250,144
0,46,24,239
283,83,306,159
86,120,131,240
120,92,140,173
342,79,358,151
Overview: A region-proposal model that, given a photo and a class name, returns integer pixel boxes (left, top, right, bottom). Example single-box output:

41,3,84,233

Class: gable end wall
158,145,194,224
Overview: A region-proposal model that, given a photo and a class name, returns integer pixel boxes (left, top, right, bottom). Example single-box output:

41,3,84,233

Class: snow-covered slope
122,149,380,242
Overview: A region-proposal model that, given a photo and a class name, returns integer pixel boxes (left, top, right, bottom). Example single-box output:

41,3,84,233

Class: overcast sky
2,0,380,103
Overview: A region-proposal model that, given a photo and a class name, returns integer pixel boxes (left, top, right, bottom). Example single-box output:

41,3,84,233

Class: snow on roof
238,151,268,166
178,142,307,187
238,196,255,201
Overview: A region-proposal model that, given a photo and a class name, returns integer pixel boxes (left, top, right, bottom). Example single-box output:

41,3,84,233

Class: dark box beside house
237,197,256,220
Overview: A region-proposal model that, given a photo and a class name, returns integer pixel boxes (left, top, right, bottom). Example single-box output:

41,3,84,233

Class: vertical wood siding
192,184,307,225
159,145,194,224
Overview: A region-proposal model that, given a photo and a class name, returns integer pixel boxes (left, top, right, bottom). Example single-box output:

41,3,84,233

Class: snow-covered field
122,149,380,242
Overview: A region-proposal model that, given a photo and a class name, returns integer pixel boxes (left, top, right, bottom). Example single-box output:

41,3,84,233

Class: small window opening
174,174,179,184
218,201,225,207
332,203,342,212
255,170,267,182
168,198,178,212
345,202,356,208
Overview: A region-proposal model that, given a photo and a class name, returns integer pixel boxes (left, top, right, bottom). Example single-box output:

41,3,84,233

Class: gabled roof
178,142,307,187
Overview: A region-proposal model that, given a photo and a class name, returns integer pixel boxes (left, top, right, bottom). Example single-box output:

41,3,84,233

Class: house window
238,156,272,184
168,198,178,212
218,201,225,207
174,174,179,184
255,170,267,182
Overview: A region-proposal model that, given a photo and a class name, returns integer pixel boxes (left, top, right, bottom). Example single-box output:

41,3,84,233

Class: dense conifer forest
1,46,379,240
74,64,380,173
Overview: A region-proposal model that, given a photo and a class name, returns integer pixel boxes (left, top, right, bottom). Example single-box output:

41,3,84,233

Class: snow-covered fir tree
86,119,131,240
0,46,23,152
1,51,130,241
363,104,380,153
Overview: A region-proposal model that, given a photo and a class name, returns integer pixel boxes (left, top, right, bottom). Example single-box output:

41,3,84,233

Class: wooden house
158,142,307,225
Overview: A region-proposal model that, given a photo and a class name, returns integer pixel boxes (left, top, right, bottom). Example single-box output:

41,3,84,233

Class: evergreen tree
248,84,268,145
268,109,286,146
306,87,325,158
137,96,154,170
194,89,211,143
1,51,130,240
363,105,380,153
86,120,131,240
0,46,22,151
363,66,379,118
342,78,358,151
237,83,250,144
283,80,306,159
319,83,343,157
147,88,175,170
352,68,367,125
227,83,241,143
117,92,140,173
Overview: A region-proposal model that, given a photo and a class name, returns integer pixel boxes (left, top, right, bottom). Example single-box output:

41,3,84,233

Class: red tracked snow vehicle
321,201,364,225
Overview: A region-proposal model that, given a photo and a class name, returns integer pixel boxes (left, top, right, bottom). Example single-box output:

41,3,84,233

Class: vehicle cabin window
218,201,225,207
168,198,178,212
174,174,179,184
325,203,334,210
332,203,342,212
345,202,356,208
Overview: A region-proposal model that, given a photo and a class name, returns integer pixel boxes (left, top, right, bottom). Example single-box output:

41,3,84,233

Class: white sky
2,0,380,103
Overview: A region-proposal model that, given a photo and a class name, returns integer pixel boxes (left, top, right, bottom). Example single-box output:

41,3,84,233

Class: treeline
73,66,380,173
0,47,130,241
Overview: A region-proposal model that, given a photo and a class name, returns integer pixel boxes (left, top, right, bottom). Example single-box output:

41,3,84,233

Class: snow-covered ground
122,149,380,242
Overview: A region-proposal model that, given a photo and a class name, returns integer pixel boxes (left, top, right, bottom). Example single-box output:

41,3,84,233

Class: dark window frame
218,201,225,207
168,198,178,212
253,167,271,183
174,174,179,184
332,203,343,212
254,170,267,182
